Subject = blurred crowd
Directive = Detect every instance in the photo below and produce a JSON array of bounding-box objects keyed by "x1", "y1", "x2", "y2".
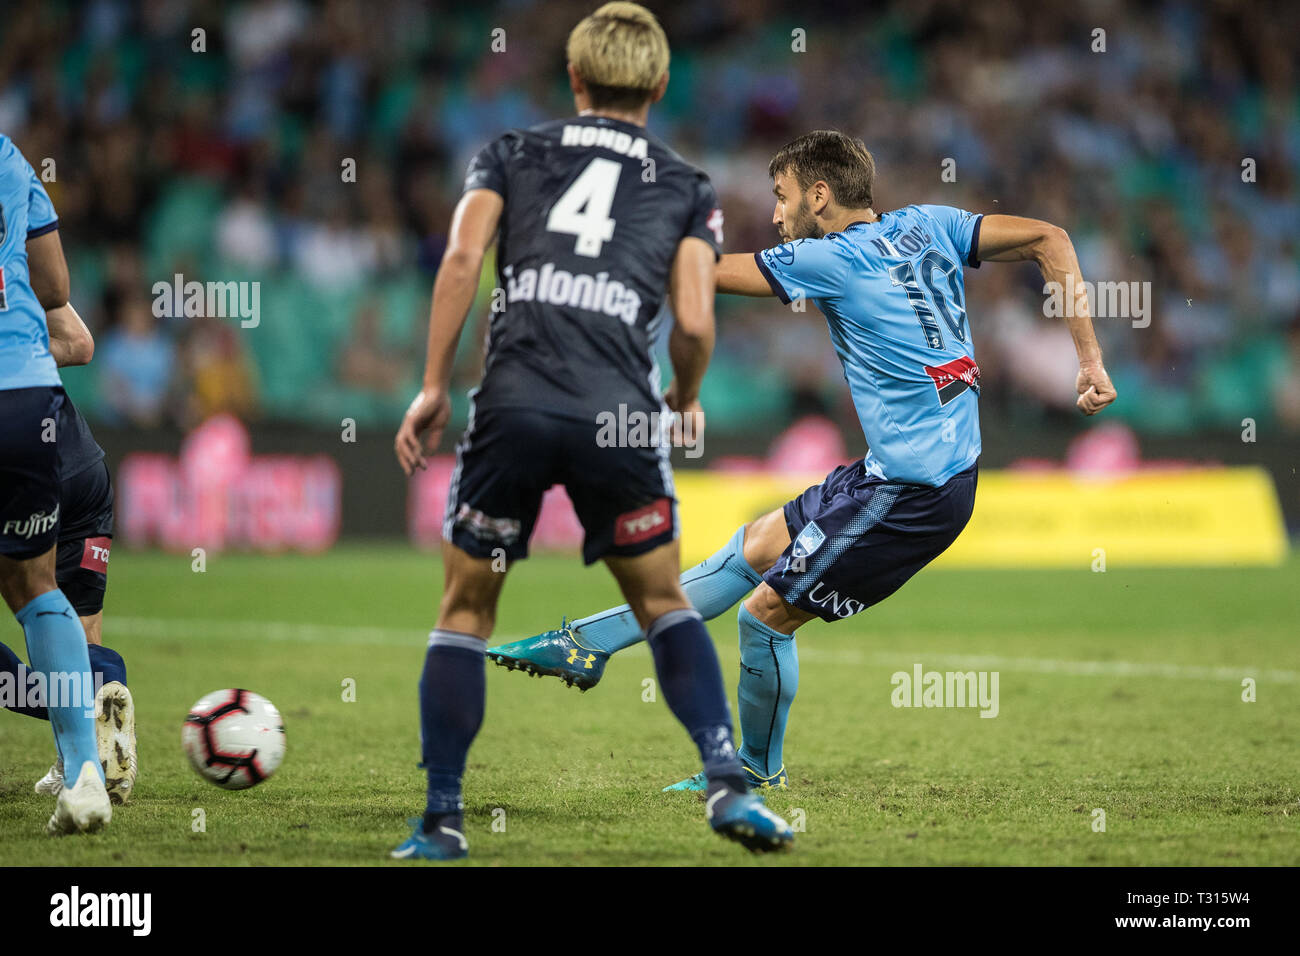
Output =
[{"x1": 1, "y1": 0, "x2": 1297, "y2": 438}]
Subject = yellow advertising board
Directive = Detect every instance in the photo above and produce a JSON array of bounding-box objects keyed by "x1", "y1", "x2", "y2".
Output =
[{"x1": 674, "y1": 467, "x2": 1288, "y2": 568}]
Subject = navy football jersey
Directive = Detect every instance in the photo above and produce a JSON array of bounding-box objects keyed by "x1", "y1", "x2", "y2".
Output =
[{"x1": 462, "y1": 115, "x2": 723, "y2": 422}]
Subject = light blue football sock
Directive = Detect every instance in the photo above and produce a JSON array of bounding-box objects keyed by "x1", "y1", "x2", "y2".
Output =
[
  {"x1": 16, "y1": 590, "x2": 102, "y2": 782},
  {"x1": 572, "y1": 525, "x2": 762, "y2": 654},
  {"x1": 736, "y1": 604, "x2": 799, "y2": 778}
]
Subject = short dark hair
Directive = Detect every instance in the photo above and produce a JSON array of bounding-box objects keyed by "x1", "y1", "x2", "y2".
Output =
[
  {"x1": 768, "y1": 130, "x2": 876, "y2": 208},
  {"x1": 584, "y1": 80, "x2": 658, "y2": 112}
]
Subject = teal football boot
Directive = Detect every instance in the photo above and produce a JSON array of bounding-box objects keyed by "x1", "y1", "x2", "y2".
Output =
[
  {"x1": 486, "y1": 619, "x2": 608, "y2": 691},
  {"x1": 663, "y1": 764, "x2": 789, "y2": 792},
  {"x1": 390, "y1": 818, "x2": 469, "y2": 861},
  {"x1": 706, "y1": 786, "x2": 795, "y2": 853},
  {"x1": 662, "y1": 772, "x2": 707, "y2": 792}
]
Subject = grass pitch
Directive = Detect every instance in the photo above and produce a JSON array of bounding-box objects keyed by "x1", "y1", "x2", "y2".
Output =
[{"x1": 2, "y1": 545, "x2": 1297, "y2": 866}]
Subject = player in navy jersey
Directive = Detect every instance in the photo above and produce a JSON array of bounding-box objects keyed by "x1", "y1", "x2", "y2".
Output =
[
  {"x1": 0, "y1": 133, "x2": 113, "y2": 833},
  {"x1": 490, "y1": 130, "x2": 1117, "y2": 791},
  {"x1": 389, "y1": 3, "x2": 792, "y2": 860}
]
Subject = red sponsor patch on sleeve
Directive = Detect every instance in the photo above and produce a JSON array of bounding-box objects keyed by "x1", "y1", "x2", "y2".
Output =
[
  {"x1": 614, "y1": 498, "x2": 673, "y2": 547},
  {"x1": 80, "y1": 536, "x2": 111, "y2": 573}
]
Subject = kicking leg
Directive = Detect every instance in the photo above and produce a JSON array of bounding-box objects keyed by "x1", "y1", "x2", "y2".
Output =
[{"x1": 487, "y1": 507, "x2": 794, "y2": 686}]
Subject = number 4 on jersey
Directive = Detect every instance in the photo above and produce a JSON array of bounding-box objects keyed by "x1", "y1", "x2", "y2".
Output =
[{"x1": 547, "y1": 157, "x2": 621, "y2": 257}]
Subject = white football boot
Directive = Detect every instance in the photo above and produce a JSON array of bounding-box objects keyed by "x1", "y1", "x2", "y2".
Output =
[
  {"x1": 46, "y1": 760, "x2": 111, "y2": 835},
  {"x1": 35, "y1": 758, "x2": 64, "y2": 797},
  {"x1": 96, "y1": 681, "x2": 138, "y2": 805},
  {"x1": 38, "y1": 682, "x2": 139, "y2": 803}
]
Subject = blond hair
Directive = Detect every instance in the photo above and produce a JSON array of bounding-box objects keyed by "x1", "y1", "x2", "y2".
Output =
[{"x1": 567, "y1": 2, "x2": 669, "y2": 109}]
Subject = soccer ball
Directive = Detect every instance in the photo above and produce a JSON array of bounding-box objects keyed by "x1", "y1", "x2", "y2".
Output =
[{"x1": 182, "y1": 689, "x2": 286, "y2": 790}]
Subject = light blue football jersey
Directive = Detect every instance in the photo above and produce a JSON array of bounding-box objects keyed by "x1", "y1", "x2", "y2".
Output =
[
  {"x1": 755, "y1": 204, "x2": 984, "y2": 486},
  {"x1": 0, "y1": 134, "x2": 61, "y2": 391}
]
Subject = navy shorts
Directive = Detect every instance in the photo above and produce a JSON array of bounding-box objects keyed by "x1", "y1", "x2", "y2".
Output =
[
  {"x1": 445, "y1": 404, "x2": 677, "y2": 565},
  {"x1": 0, "y1": 386, "x2": 64, "y2": 560},
  {"x1": 763, "y1": 460, "x2": 977, "y2": 622},
  {"x1": 55, "y1": 460, "x2": 114, "y2": 615}
]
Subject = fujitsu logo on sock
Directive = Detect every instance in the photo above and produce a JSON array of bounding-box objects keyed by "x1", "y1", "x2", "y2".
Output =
[{"x1": 49, "y1": 886, "x2": 151, "y2": 936}]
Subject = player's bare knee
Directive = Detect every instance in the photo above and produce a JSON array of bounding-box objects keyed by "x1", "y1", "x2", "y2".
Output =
[
  {"x1": 742, "y1": 509, "x2": 791, "y2": 575},
  {"x1": 744, "y1": 584, "x2": 801, "y2": 634}
]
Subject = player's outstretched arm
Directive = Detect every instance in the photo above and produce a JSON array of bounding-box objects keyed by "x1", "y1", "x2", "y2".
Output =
[
  {"x1": 664, "y1": 236, "x2": 718, "y2": 431},
  {"x1": 716, "y1": 252, "x2": 776, "y2": 296},
  {"x1": 977, "y1": 215, "x2": 1117, "y2": 416},
  {"x1": 395, "y1": 188, "x2": 504, "y2": 475},
  {"x1": 46, "y1": 303, "x2": 94, "y2": 367}
]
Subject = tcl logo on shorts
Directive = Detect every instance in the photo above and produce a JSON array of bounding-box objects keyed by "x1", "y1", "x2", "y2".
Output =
[
  {"x1": 81, "y1": 536, "x2": 111, "y2": 573},
  {"x1": 614, "y1": 498, "x2": 672, "y2": 546}
]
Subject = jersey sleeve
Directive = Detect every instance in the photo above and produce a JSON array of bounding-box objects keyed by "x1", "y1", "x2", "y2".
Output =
[
  {"x1": 462, "y1": 134, "x2": 513, "y2": 199},
  {"x1": 754, "y1": 235, "x2": 853, "y2": 304},
  {"x1": 19, "y1": 146, "x2": 58, "y2": 237},
  {"x1": 681, "y1": 174, "x2": 723, "y2": 260},
  {"x1": 918, "y1": 204, "x2": 982, "y2": 268}
]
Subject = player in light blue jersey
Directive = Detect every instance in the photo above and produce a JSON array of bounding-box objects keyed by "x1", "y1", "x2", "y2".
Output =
[
  {"x1": 0, "y1": 132, "x2": 114, "y2": 833},
  {"x1": 489, "y1": 130, "x2": 1116, "y2": 790}
]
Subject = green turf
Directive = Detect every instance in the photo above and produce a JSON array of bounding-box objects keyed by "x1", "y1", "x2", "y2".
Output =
[{"x1": 2, "y1": 546, "x2": 1297, "y2": 865}]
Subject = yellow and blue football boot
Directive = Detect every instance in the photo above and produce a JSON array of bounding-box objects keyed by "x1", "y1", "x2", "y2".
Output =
[
  {"x1": 486, "y1": 619, "x2": 608, "y2": 691},
  {"x1": 664, "y1": 764, "x2": 789, "y2": 792}
]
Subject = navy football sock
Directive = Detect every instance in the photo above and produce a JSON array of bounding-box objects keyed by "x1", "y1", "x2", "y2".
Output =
[
  {"x1": 737, "y1": 605, "x2": 799, "y2": 778},
  {"x1": 419, "y1": 630, "x2": 486, "y2": 830},
  {"x1": 0, "y1": 640, "x2": 46, "y2": 718},
  {"x1": 646, "y1": 608, "x2": 745, "y2": 790},
  {"x1": 573, "y1": 526, "x2": 761, "y2": 654},
  {"x1": 87, "y1": 644, "x2": 127, "y2": 689}
]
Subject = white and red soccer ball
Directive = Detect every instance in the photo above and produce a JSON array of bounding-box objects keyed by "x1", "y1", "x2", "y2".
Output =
[{"x1": 182, "y1": 689, "x2": 286, "y2": 789}]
